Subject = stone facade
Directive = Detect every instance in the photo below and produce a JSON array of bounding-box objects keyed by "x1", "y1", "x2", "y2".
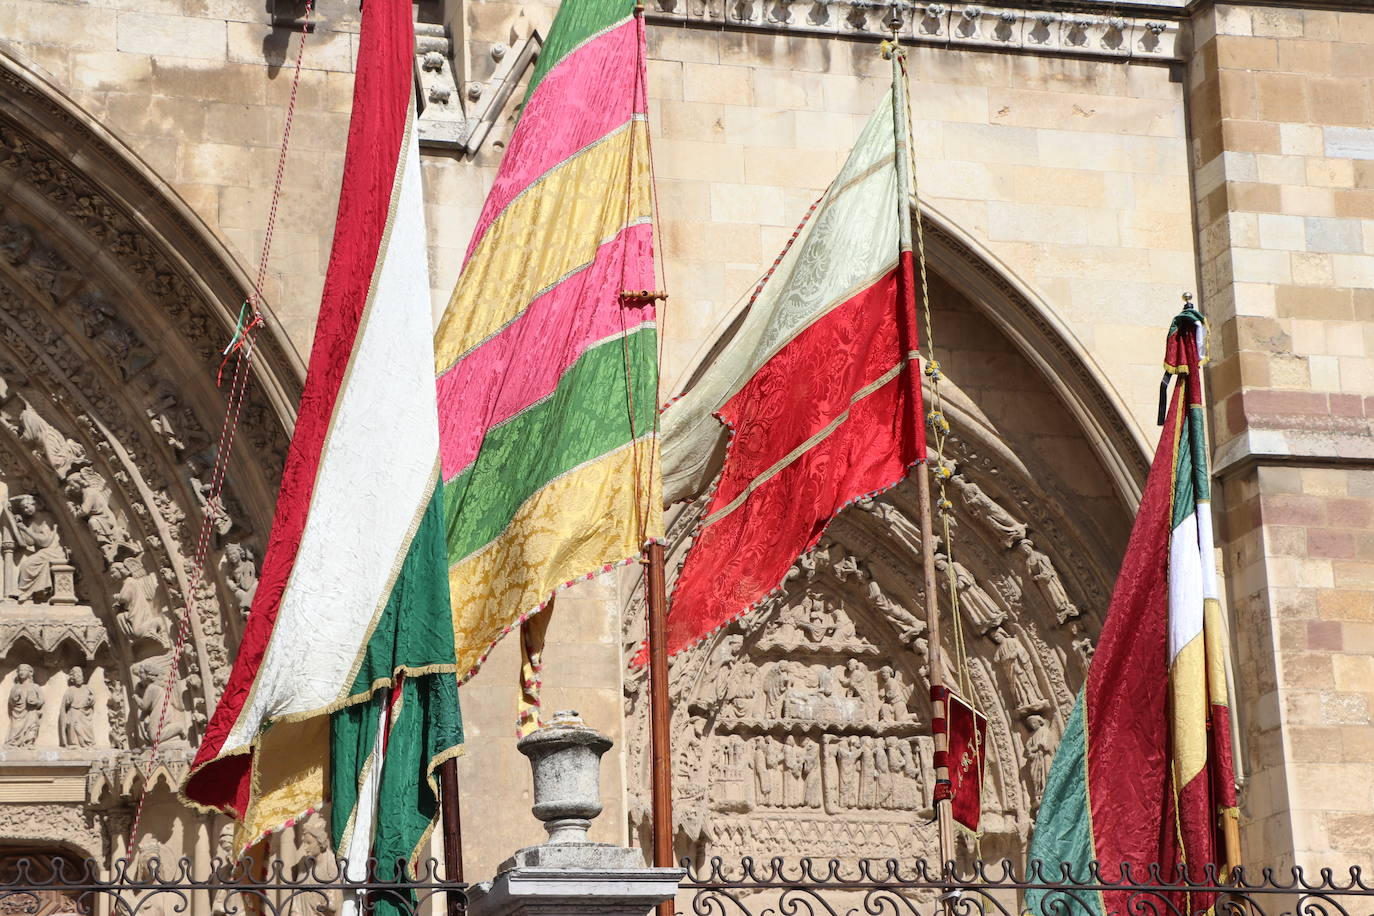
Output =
[{"x1": 0, "y1": 0, "x2": 1368, "y2": 885}]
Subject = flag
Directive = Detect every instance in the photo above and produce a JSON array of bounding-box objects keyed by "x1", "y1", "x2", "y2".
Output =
[
  {"x1": 1027, "y1": 307, "x2": 1237, "y2": 914},
  {"x1": 935, "y1": 687, "x2": 987, "y2": 832},
  {"x1": 658, "y1": 51, "x2": 925, "y2": 658},
  {"x1": 182, "y1": 3, "x2": 462, "y2": 908},
  {"x1": 434, "y1": 0, "x2": 661, "y2": 690}
]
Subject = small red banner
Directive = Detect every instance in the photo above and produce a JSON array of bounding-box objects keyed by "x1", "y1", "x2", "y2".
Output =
[{"x1": 937, "y1": 689, "x2": 987, "y2": 832}]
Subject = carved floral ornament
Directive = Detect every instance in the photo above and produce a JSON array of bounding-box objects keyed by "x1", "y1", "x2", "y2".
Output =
[
  {"x1": 624, "y1": 378, "x2": 1118, "y2": 864},
  {"x1": 0, "y1": 52, "x2": 295, "y2": 866}
]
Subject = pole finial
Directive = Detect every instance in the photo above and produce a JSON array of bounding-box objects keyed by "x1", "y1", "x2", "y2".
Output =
[{"x1": 1182, "y1": 291, "x2": 1194, "y2": 304}]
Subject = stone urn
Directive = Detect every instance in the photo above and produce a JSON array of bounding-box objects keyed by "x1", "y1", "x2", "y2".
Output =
[{"x1": 517, "y1": 710, "x2": 613, "y2": 845}]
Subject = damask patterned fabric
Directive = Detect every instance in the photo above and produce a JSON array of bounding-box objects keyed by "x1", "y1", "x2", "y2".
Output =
[
  {"x1": 661, "y1": 60, "x2": 926, "y2": 658},
  {"x1": 433, "y1": 0, "x2": 663, "y2": 688},
  {"x1": 1027, "y1": 309, "x2": 1237, "y2": 916},
  {"x1": 184, "y1": 8, "x2": 461, "y2": 911}
]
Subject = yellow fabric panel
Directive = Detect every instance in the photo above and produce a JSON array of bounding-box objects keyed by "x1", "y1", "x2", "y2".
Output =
[
  {"x1": 235, "y1": 715, "x2": 328, "y2": 853},
  {"x1": 1203, "y1": 597, "x2": 1230, "y2": 707},
  {"x1": 1169, "y1": 634, "x2": 1208, "y2": 788},
  {"x1": 435, "y1": 121, "x2": 652, "y2": 372},
  {"x1": 449, "y1": 439, "x2": 661, "y2": 679}
]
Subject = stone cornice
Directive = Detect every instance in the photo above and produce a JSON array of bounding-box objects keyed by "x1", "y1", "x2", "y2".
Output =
[{"x1": 646, "y1": 0, "x2": 1185, "y2": 62}]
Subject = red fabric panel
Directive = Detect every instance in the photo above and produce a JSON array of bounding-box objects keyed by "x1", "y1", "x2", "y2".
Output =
[
  {"x1": 665, "y1": 253, "x2": 924, "y2": 657},
  {"x1": 1084, "y1": 375, "x2": 1180, "y2": 909},
  {"x1": 184, "y1": 0, "x2": 411, "y2": 817},
  {"x1": 945, "y1": 692, "x2": 987, "y2": 832}
]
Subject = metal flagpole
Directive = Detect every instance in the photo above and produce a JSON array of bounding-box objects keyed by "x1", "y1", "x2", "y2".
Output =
[
  {"x1": 888, "y1": 40, "x2": 957, "y2": 874},
  {"x1": 646, "y1": 541, "x2": 674, "y2": 916}
]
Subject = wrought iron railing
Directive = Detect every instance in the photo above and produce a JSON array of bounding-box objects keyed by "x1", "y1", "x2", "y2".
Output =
[{"x1": 2, "y1": 856, "x2": 1372, "y2": 916}]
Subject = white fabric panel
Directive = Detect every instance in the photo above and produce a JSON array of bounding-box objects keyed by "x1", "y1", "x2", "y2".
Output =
[
  {"x1": 661, "y1": 89, "x2": 900, "y2": 505},
  {"x1": 1196, "y1": 502, "x2": 1218, "y2": 602},
  {"x1": 1168, "y1": 513, "x2": 1205, "y2": 664},
  {"x1": 225, "y1": 122, "x2": 439, "y2": 750}
]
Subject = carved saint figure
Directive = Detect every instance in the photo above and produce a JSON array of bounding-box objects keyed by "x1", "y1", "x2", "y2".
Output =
[
  {"x1": 18, "y1": 401, "x2": 85, "y2": 479},
  {"x1": 766, "y1": 738, "x2": 785, "y2": 803},
  {"x1": 801, "y1": 738, "x2": 822, "y2": 808},
  {"x1": 762, "y1": 661, "x2": 796, "y2": 718},
  {"x1": 1017, "y1": 539, "x2": 1081, "y2": 623},
  {"x1": 873, "y1": 738, "x2": 893, "y2": 808},
  {"x1": 131, "y1": 654, "x2": 192, "y2": 747},
  {"x1": 835, "y1": 736, "x2": 861, "y2": 808},
  {"x1": 753, "y1": 737, "x2": 772, "y2": 805},
  {"x1": 721, "y1": 660, "x2": 760, "y2": 719},
  {"x1": 935, "y1": 553, "x2": 1006, "y2": 635},
  {"x1": 210, "y1": 823, "x2": 242, "y2": 916},
  {"x1": 223, "y1": 542, "x2": 259, "y2": 616},
  {"x1": 783, "y1": 735, "x2": 806, "y2": 807},
  {"x1": 858, "y1": 737, "x2": 876, "y2": 809},
  {"x1": 291, "y1": 814, "x2": 339, "y2": 916},
  {"x1": 67, "y1": 467, "x2": 138, "y2": 565},
  {"x1": 60, "y1": 666, "x2": 96, "y2": 748},
  {"x1": 113, "y1": 558, "x2": 170, "y2": 646},
  {"x1": 842, "y1": 659, "x2": 879, "y2": 721},
  {"x1": 990, "y1": 627, "x2": 1048, "y2": 715},
  {"x1": 5, "y1": 664, "x2": 42, "y2": 747},
  {"x1": 877, "y1": 666, "x2": 910, "y2": 722},
  {"x1": 10, "y1": 495, "x2": 67, "y2": 602},
  {"x1": 952, "y1": 475, "x2": 1027, "y2": 548},
  {"x1": 1024, "y1": 714, "x2": 1054, "y2": 807}
]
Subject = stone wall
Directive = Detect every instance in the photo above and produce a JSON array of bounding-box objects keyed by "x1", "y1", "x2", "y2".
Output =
[{"x1": 1188, "y1": 1, "x2": 1374, "y2": 871}]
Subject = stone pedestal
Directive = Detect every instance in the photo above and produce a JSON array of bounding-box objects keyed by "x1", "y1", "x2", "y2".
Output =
[{"x1": 466, "y1": 713, "x2": 684, "y2": 916}]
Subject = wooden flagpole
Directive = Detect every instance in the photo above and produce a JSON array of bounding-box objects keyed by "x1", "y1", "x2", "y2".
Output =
[
  {"x1": 646, "y1": 541, "x2": 674, "y2": 915},
  {"x1": 439, "y1": 759, "x2": 464, "y2": 915},
  {"x1": 916, "y1": 469, "x2": 957, "y2": 872}
]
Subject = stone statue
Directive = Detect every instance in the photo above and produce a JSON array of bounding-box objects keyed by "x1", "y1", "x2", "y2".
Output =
[
  {"x1": 210, "y1": 823, "x2": 242, "y2": 916},
  {"x1": 783, "y1": 735, "x2": 806, "y2": 807},
  {"x1": 66, "y1": 467, "x2": 138, "y2": 565},
  {"x1": 17, "y1": 400, "x2": 85, "y2": 479},
  {"x1": 721, "y1": 660, "x2": 760, "y2": 719},
  {"x1": 835, "y1": 736, "x2": 861, "y2": 808},
  {"x1": 223, "y1": 542, "x2": 259, "y2": 616},
  {"x1": 9, "y1": 495, "x2": 67, "y2": 603},
  {"x1": 842, "y1": 659, "x2": 879, "y2": 721},
  {"x1": 5, "y1": 664, "x2": 43, "y2": 746},
  {"x1": 801, "y1": 738, "x2": 822, "y2": 808},
  {"x1": 0, "y1": 220, "x2": 33, "y2": 264},
  {"x1": 1073, "y1": 635, "x2": 1095, "y2": 667},
  {"x1": 762, "y1": 660, "x2": 796, "y2": 718},
  {"x1": 112, "y1": 557, "x2": 171, "y2": 647},
  {"x1": 107, "y1": 682, "x2": 128, "y2": 749},
  {"x1": 990, "y1": 627, "x2": 1048, "y2": 715},
  {"x1": 1024, "y1": 714, "x2": 1054, "y2": 807},
  {"x1": 59, "y1": 665, "x2": 95, "y2": 748},
  {"x1": 133, "y1": 833, "x2": 167, "y2": 880},
  {"x1": 766, "y1": 738, "x2": 785, "y2": 803},
  {"x1": 876, "y1": 666, "x2": 910, "y2": 722},
  {"x1": 858, "y1": 737, "x2": 877, "y2": 809},
  {"x1": 835, "y1": 555, "x2": 927, "y2": 647},
  {"x1": 752, "y1": 736, "x2": 772, "y2": 805},
  {"x1": 291, "y1": 814, "x2": 339, "y2": 916},
  {"x1": 935, "y1": 552, "x2": 1007, "y2": 635},
  {"x1": 952, "y1": 475, "x2": 1027, "y2": 548},
  {"x1": 1017, "y1": 539, "x2": 1081, "y2": 623},
  {"x1": 188, "y1": 455, "x2": 233, "y2": 537},
  {"x1": 131, "y1": 654, "x2": 191, "y2": 747}
]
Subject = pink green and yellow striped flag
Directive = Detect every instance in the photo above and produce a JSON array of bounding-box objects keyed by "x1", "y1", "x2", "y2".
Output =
[{"x1": 434, "y1": 0, "x2": 662, "y2": 702}]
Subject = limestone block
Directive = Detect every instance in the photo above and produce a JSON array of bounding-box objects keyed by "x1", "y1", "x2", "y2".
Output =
[
  {"x1": 709, "y1": 182, "x2": 785, "y2": 225},
  {"x1": 1258, "y1": 213, "x2": 1306, "y2": 251},
  {"x1": 682, "y1": 61, "x2": 753, "y2": 105},
  {"x1": 1324, "y1": 126, "x2": 1374, "y2": 161},
  {"x1": 117, "y1": 11, "x2": 226, "y2": 61},
  {"x1": 0, "y1": 2, "x2": 117, "y2": 50},
  {"x1": 226, "y1": 21, "x2": 354, "y2": 72}
]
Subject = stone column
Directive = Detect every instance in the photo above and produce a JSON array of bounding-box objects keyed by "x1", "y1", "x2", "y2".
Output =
[{"x1": 465, "y1": 712, "x2": 684, "y2": 916}]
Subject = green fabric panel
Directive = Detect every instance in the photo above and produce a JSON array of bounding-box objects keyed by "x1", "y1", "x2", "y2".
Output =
[
  {"x1": 444, "y1": 328, "x2": 659, "y2": 564},
  {"x1": 524, "y1": 0, "x2": 637, "y2": 102},
  {"x1": 1172, "y1": 402, "x2": 1196, "y2": 531},
  {"x1": 1187, "y1": 407, "x2": 1210, "y2": 504},
  {"x1": 330, "y1": 673, "x2": 463, "y2": 916},
  {"x1": 350, "y1": 487, "x2": 458, "y2": 695},
  {"x1": 1025, "y1": 694, "x2": 1105, "y2": 916}
]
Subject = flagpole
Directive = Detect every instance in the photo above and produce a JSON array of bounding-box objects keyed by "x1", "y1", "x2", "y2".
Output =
[
  {"x1": 439, "y1": 758, "x2": 464, "y2": 914},
  {"x1": 646, "y1": 541, "x2": 674, "y2": 914}
]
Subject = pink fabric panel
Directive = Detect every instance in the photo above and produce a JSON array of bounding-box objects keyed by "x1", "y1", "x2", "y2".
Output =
[
  {"x1": 439, "y1": 221, "x2": 655, "y2": 479},
  {"x1": 464, "y1": 18, "x2": 645, "y2": 262}
]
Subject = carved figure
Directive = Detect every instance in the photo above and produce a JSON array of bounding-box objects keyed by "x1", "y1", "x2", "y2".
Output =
[
  {"x1": 783, "y1": 735, "x2": 806, "y2": 807},
  {"x1": 131, "y1": 654, "x2": 191, "y2": 747},
  {"x1": 223, "y1": 542, "x2": 259, "y2": 616},
  {"x1": 752, "y1": 737, "x2": 772, "y2": 805},
  {"x1": 952, "y1": 475, "x2": 1027, "y2": 547},
  {"x1": 18, "y1": 401, "x2": 86, "y2": 479},
  {"x1": 66, "y1": 467, "x2": 138, "y2": 565},
  {"x1": 188, "y1": 455, "x2": 233, "y2": 537},
  {"x1": 5, "y1": 664, "x2": 42, "y2": 747},
  {"x1": 858, "y1": 737, "x2": 876, "y2": 809},
  {"x1": 877, "y1": 666, "x2": 910, "y2": 722},
  {"x1": 1017, "y1": 539, "x2": 1081, "y2": 623},
  {"x1": 10, "y1": 495, "x2": 67, "y2": 603},
  {"x1": 112, "y1": 558, "x2": 170, "y2": 646},
  {"x1": 836, "y1": 736, "x2": 861, "y2": 808},
  {"x1": 836, "y1": 555, "x2": 927, "y2": 647},
  {"x1": 291, "y1": 814, "x2": 339, "y2": 916},
  {"x1": 0, "y1": 221, "x2": 32, "y2": 263},
  {"x1": 59, "y1": 666, "x2": 95, "y2": 748},
  {"x1": 766, "y1": 739, "x2": 785, "y2": 803},
  {"x1": 1072, "y1": 636, "x2": 1095, "y2": 667},
  {"x1": 210, "y1": 823, "x2": 242, "y2": 916},
  {"x1": 842, "y1": 659, "x2": 879, "y2": 721},
  {"x1": 762, "y1": 661, "x2": 796, "y2": 718},
  {"x1": 935, "y1": 552, "x2": 1006, "y2": 635},
  {"x1": 990, "y1": 627, "x2": 1048, "y2": 715},
  {"x1": 1024, "y1": 714, "x2": 1054, "y2": 807},
  {"x1": 721, "y1": 660, "x2": 759, "y2": 719}
]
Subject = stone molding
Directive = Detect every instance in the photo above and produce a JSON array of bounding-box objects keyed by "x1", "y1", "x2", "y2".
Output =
[{"x1": 645, "y1": 1, "x2": 1183, "y2": 63}]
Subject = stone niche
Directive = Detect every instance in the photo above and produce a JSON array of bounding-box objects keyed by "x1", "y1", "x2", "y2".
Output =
[{"x1": 623, "y1": 268, "x2": 1137, "y2": 869}]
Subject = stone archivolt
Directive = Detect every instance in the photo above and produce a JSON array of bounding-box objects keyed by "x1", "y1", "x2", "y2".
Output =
[
  {"x1": 0, "y1": 53, "x2": 297, "y2": 867},
  {"x1": 625, "y1": 358, "x2": 1119, "y2": 865}
]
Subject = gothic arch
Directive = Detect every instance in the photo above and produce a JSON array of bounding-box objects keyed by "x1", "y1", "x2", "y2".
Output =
[
  {"x1": 0, "y1": 45, "x2": 297, "y2": 862},
  {"x1": 625, "y1": 205, "x2": 1140, "y2": 866}
]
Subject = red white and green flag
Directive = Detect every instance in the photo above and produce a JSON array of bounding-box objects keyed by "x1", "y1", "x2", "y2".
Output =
[
  {"x1": 1027, "y1": 307, "x2": 1238, "y2": 914},
  {"x1": 659, "y1": 52, "x2": 925, "y2": 657},
  {"x1": 183, "y1": 3, "x2": 461, "y2": 910}
]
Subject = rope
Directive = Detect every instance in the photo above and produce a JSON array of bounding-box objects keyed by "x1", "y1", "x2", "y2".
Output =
[
  {"x1": 128, "y1": 0, "x2": 314, "y2": 853},
  {"x1": 896, "y1": 46, "x2": 985, "y2": 857}
]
